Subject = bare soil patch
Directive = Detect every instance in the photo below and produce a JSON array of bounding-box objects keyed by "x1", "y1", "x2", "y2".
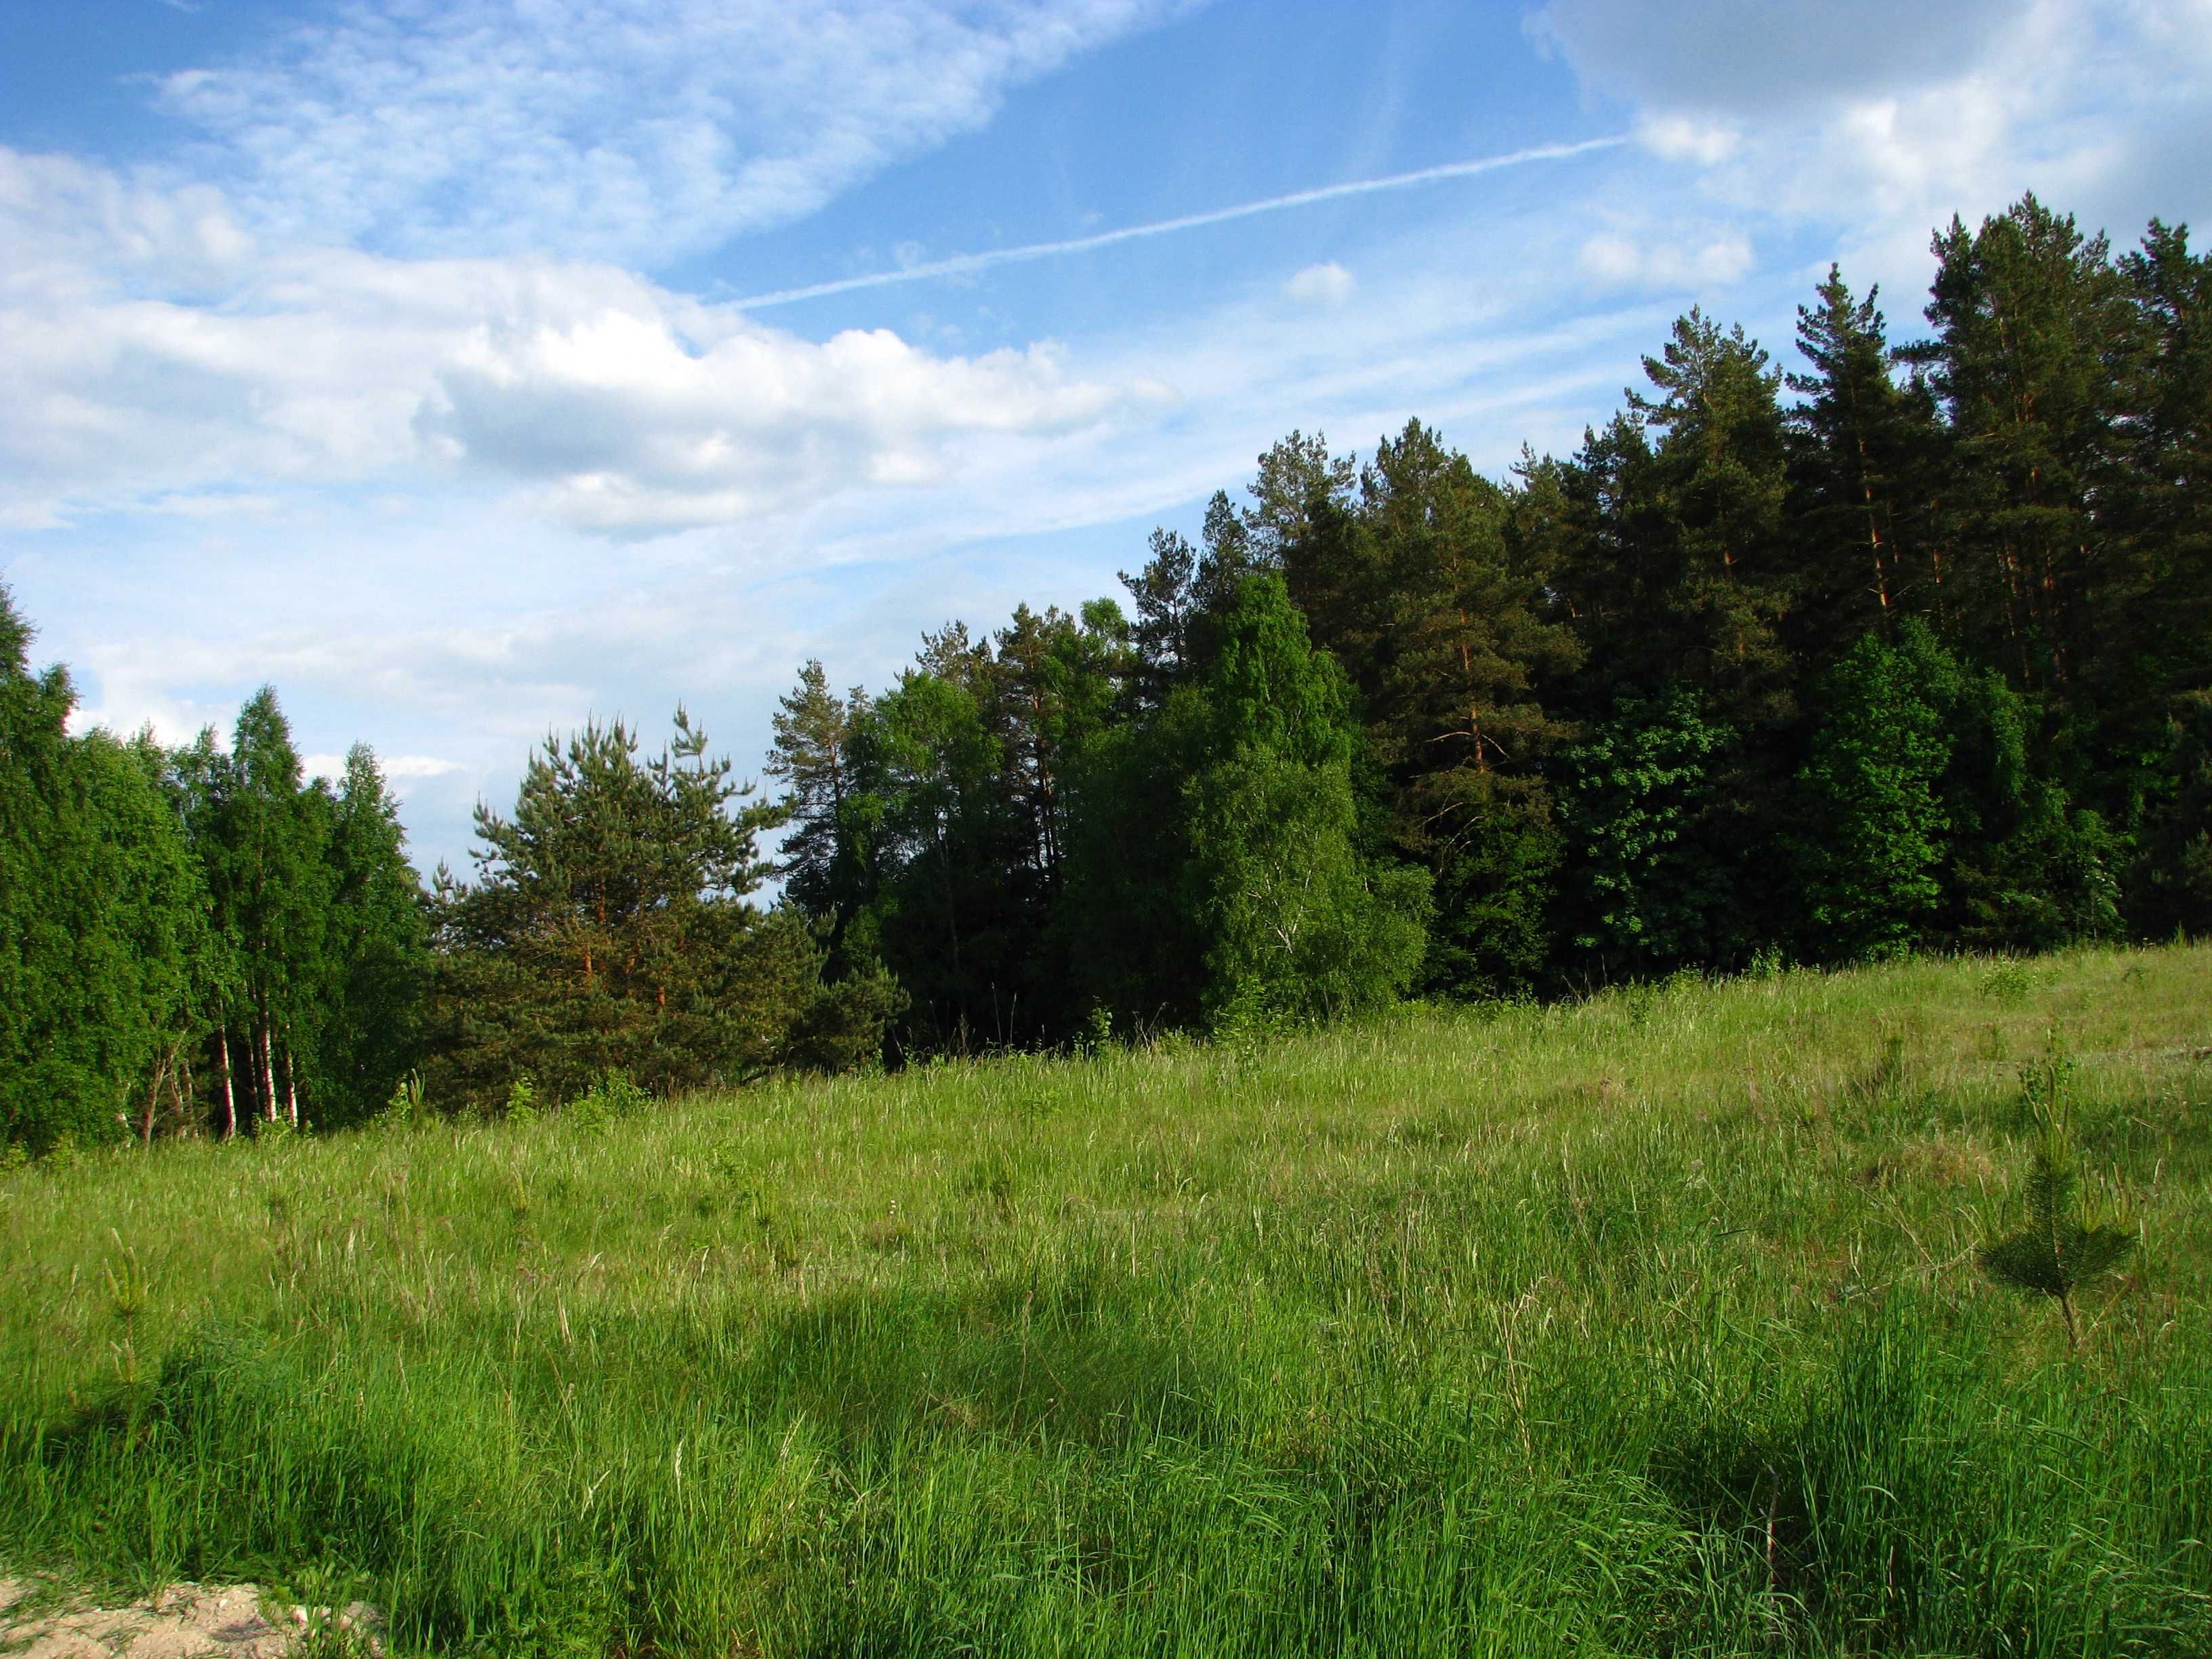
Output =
[{"x1": 0, "y1": 1579, "x2": 380, "y2": 1659}]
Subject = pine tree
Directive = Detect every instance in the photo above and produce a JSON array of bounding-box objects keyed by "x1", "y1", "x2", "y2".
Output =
[
  {"x1": 1541, "y1": 412, "x2": 1674, "y2": 708},
  {"x1": 1243, "y1": 430, "x2": 1357, "y2": 570},
  {"x1": 991, "y1": 603, "x2": 1120, "y2": 897},
  {"x1": 1920, "y1": 194, "x2": 2134, "y2": 691},
  {"x1": 2110, "y1": 221, "x2": 2212, "y2": 708},
  {"x1": 2106, "y1": 222, "x2": 2212, "y2": 921},
  {"x1": 1980, "y1": 1099, "x2": 2133, "y2": 1351},
  {"x1": 1118, "y1": 529, "x2": 1202, "y2": 711},
  {"x1": 1353, "y1": 421, "x2": 1582, "y2": 996},
  {"x1": 765, "y1": 661, "x2": 872, "y2": 958},
  {"x1": 435, "y1": 710, "x2": 876, "y2": 1103},
  {"x1": 1193, "y1": 490, "x2": 1262, "y2": 617},
  {"x1": 1629, "y1": 308, "x2": 1794, "y2": 718},
  {"x1": 1784, "y1": 266, "x2": 1948, "y2": 663}
]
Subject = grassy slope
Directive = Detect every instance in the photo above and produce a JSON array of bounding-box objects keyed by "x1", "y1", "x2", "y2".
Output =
[{"x1": 2, "y1": 946, "x2": 2209, "y2": 1657}]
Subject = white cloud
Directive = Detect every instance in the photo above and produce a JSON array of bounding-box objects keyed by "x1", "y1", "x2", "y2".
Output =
[
  {"x1": 380, "y1": 754, "x2": 464, "y2": 780},
  {"x1": 1284, "y1": 262, "x2": 1357, "y2": 305},
  {"x1": 142, "y1": 493, "x2": 286, "y2": 520},
  {"x1": 424, "y1": 309, "x2": 1129, "y2": 535},
  {"x1": 1579, "y1": 228, "x2": 1754, "y2": 291},
  {"x1": 150, "y1": 0, "x2": 1202, "y2": 266},
  {"x1": 1535, "y1": 0, "x2": 2212, "y2": 306},
  {"x1": 1635, "y1": 114, "x2": 1738, "y2": 166},
  {"x1": 0, "y1": 151, "x2": 1139, "y2": 538},
  {"x1": 1526, "y1": 0, "x2": 2020, "y2": 117},
  {"x1": 303, "y1": 752, "x2": 461, "y2": 782},
  {"x1": 0, "y1": 148, "x2": 258, "y2": 296}
]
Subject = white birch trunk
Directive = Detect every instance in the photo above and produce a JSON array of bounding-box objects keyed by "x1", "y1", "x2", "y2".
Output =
[
  {"x1": 260, "y1": 1004, "x2": 278, "y2": 1123},
  {"x1": 220, "y1": 1031, "x2": 238, "y2": 1139}
]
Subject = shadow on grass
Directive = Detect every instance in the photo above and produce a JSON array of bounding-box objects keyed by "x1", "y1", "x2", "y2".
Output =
[{"x1": 728, "y1": 1258, "x2": 1219, "y2": 1452}]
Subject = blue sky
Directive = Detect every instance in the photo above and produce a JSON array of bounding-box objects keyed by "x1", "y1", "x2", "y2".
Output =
[{"x1": 5, "y1": 0, "x2": 2207, "y2": 873}]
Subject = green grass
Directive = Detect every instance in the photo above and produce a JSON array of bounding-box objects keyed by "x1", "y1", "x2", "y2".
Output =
[{"x1": 3, "y1": 945, "x2": 2209, "y2": 1656}]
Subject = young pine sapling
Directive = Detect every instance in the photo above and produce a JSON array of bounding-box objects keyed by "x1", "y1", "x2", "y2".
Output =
[{"x1": 1979, "y1": 1107, "x2": 2134, "y2": 1351}]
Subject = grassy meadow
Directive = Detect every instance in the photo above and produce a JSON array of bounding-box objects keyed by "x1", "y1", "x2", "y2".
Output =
[{"x1": 2, "y1": 945, "x2": 2209, "y2": 1656}]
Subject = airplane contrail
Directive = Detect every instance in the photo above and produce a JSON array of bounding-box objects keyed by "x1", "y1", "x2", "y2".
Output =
[{"x1": 730, "y1": 135, "x2": 1627, "y2": 310}]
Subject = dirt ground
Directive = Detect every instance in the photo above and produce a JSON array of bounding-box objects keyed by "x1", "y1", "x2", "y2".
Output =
[{"x1": 0, "y1": 1578, "x2": 381, "y2": 1659}]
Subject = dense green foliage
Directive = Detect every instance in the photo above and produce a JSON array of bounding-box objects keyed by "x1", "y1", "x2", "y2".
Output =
[
  {"x1": 772, "y1": 196, "x2": 2210, "y2": 1047},
  {"x1": 1065, "y1": 573, "x2": 1429, "y2": 1032},
  {"x1": 2, "y1": 947, "x2": 2206, "y2": 1654},
  {"x1": 1, "y1": 594, "x2": 427, "y2": 1153},
  {"x1": 0, "y1": 605, "x2": 207, "y2": 1152},
  {"x1": 0, "y1": 609, "x2": 887, "y2": 1150},
  {"x1": 426, "y1": 713, "x2": 899, "y2": 1109}
]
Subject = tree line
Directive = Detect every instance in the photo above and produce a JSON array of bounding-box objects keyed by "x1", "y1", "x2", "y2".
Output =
[
  {"x1": 1, "y1": 636, "x2": 428, "y2": 1153},
  {"x1": 0, "y1": 630, "x2": 893, "y2": 1149},
  {"x1": 768, "y1": 194, "x2": 2210, "y2": 1052},
  {"x1": 5, "y1": 193, "x2": 2206, "y2": 1149}
]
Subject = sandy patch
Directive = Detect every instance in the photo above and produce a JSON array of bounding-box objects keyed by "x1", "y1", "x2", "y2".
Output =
[{"x1": 0, "y1": 1579, "x2": 381, "y2": 1659}]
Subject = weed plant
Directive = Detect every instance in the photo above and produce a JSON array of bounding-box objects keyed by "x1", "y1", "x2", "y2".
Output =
[{"x1": 2, "y1": 946, "x2": 2209, "y2": 1656}]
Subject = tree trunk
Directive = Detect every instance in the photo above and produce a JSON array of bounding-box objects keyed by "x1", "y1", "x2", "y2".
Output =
[
  {"x1": 283, "y1": 1036, "x2": 300, "y2": 1128},
  {"x1": 1858, "y1": 436, "x2": 1890, "y2": 618},
  {"x1": 259, "y1": 1001, "x2": 278, "y2": 1123},
  {"x1": 140, "y1": 1054, "x2": 166, "y2": 1147},
  {"x1": 220, "y1": 1030, "x2": 239, "y2": 1140},
  {"x1": 2000, "y1": 542, "x2": 2032, "y2": 685}
]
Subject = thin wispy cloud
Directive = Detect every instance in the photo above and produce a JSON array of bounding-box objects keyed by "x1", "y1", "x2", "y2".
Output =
[
  {"x1": 731, "y1": 136, "x2": 1628, "y2": 308},
  {"x1": 152, "y1": 0, "x2": 1202, "y2": 266}
]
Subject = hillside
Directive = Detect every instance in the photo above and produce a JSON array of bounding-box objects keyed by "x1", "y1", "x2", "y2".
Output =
[{"x1": 3, "y1": 945, "x2": 2209, "y2": 1656}]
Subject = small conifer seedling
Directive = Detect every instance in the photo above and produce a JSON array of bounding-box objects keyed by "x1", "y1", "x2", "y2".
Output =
[{"x1": 1979, "y1": 1117, "x2": 2134, "y2": 1351}]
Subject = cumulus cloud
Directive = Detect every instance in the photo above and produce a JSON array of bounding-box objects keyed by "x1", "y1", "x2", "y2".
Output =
[
  {"x1": 0, "y1": 152, "x2": 1138, "y2": 537},
  {"x1": 150, "y1": 0, "x2": 1200, "y2": 266},
  {"x1": 1284, "y1": 262, "x2": 1357, "y2": 305},
  {"x1": 1525, "y1": 0, "x2": 2020, "y2": 117},
  {"x1": 423, "y1": 310, "x2": 1127, "y2": 534},
  {"x1": 1532, "y1": 0, "x2": 2212, "y2": 302}
]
